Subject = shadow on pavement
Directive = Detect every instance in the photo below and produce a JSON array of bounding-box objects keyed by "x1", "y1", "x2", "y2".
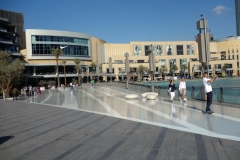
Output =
[{"x1": 0, "y1": 136, "x2": 14, "y2": 145}]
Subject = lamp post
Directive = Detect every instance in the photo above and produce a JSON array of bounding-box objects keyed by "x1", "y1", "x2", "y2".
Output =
[
  {"x1": 86, "y1": 67, "x2": 89, "y2": 85},
  {"x1": 96, "y1": 62, "x2": 99, "y2": 86},
  {"x1": 125, "y1": 52, "x2": 130, "y2": 89},
  {"x1": 108, "y1": 57, "x2": 112, "y2": 86},
  {"x1": 81, "y1": 68, "x2": 84, "y2": 83},
  {"x1": 148, "y1": 44, "x2": 156, "y2": 92}
]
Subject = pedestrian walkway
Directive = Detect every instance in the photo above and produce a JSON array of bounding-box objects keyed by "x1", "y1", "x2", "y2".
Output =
[
  {"x1": 22, "y1": 86, "x2": 240, "y2": 141},
  {"x1": 0, "y1": 86, "x2": 240, "y2": 159}
]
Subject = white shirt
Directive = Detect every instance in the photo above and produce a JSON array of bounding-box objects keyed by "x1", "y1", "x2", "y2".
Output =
[
  {"x1": 179, "y1": 81, "x2": 186, "y2": 90},
  {"x1": 203, "y1": 78, "x2": 212, "y2": 93}
]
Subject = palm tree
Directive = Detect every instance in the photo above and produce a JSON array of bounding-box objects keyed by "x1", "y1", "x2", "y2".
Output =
[
  {"x1": 51, "y1": 48, "x2": 63, "y2": 88},
  {"x1": 90, "y1": 62, "x2": 96, "y2": 71},
  {"x1": 170, "y1": 64, "x2": 178, "y2": 77},
  {"x1": 119, "y1": 68, "x2": 124, "y2": 81},
  {"x1": 180, "y1": 64, "x2": 188, "y2": 78},
  {"x1": 137, "y1": 65, "x2": 145, "y2": 81},
  {"x1": 61, "y1": 60, "x2": 67, "y2": 87},
  {"x1": 74, "y1": 58, "x2": 81, "y2": 85},
  {"x1": 129, "y1": 67, "x2": 135, "y2": 81},
  {"x1": 130, "y1": 67, "x2": 135, "y2": 73},
  {"x1": 160, "y1": 65, "x2": 168, "y2": 78},
  {"x1": 222, "y1": 63, "x2": 229, "y2": 76}
]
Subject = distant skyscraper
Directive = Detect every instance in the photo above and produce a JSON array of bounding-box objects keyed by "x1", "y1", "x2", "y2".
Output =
[{"x1": 236, "y1": 0, "x2": 240, "y2": 36}]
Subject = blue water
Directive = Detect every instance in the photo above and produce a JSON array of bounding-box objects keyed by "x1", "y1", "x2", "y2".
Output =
[{"x1": 144, "y1": 78, "x2": 240, "y2": 88}]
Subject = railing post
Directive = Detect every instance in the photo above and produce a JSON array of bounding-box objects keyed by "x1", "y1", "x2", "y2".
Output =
[
  {"x1": 192, "y1": 86, "x2": 195, "y2": 99},
  {"x1": 220, "y1": 87, "x2": 223, "y2": 103}
]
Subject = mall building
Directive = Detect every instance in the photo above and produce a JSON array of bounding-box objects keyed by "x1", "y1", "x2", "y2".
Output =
[
  {"x1": 101, "y1": 37, "x2": 240, "y2": 81},
  {"x1": 21, "y1": 28, "x2": 240, "y2": 84},
  {"x1": 21, "y1": 29, "x2": 105, "y2": 84}
]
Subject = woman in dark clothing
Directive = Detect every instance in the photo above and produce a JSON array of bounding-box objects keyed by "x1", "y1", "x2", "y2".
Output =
[{"x1": 168, "y1": 80, "x2": 176, "y2": 102}]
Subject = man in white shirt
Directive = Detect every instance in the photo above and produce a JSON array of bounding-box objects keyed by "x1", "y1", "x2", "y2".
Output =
[{"x1": 203, "y1": 72, "x2": 217, "y2": 114}]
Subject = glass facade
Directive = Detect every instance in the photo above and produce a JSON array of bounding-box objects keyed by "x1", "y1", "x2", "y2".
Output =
[
  {"x1": 236, "y1": 0, "x2": 240, "y2": 36},
  {"x1": 31, "y1": 36, "x2": 89, "y2": 56}
]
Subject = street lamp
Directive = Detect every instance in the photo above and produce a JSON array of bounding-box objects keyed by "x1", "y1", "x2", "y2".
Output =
[
  {"x1": 124, "y1": 52, "x2": 130, "y2": 89},
  {"x1": 81, "y1": 68, "x2": 84, "y2": 84},
  {"x1": 148, "y1": 44, "x2": 156, "y2": 92},
  {"x1": 96, "y1": 62, "x2": 99, "y2": 86},
  {"x1": 108, "y1": 57, "x2": 113, "y2": 86},
  {"x1": 86, "y1": 67, "x2": 89, "y2": 85}
]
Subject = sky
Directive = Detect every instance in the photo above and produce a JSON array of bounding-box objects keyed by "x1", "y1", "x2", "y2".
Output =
[{"x1": 1, "y1": 0, "x2": 237, "y2": 43}]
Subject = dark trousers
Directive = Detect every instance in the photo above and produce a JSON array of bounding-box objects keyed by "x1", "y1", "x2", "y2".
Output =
[{"x1": 206, "y1": 91, "x2": 213, "y2": 111}]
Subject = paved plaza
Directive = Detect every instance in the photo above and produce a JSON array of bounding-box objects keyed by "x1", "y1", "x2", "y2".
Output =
[{"x1": 0, "y1": 86, "x2": 240, "y2": 160}]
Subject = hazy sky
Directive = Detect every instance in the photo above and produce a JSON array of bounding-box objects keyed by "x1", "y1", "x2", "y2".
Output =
[{"x1": 1, "y1": 0, "x2": 236, "y2": 43}]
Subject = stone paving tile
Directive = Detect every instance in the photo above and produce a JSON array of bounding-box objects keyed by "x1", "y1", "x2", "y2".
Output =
[{"x1": 1, "y1": 100, "x2": 240, "y2": 160}]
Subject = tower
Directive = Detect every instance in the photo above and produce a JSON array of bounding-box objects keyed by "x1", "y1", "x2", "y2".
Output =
[{"x1": 236, "y1": 0, "x2": 240, "y2": 36}]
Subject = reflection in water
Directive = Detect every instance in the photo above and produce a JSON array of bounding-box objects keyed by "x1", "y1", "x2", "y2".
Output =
[
  {"x1": 171, "y1": 104, "x2": 176, "y2": 118},
  {"x1": 180, "y1": 105, "x2": 187, "y2": 121},
  {"x1": 205, "y1": 115, "x2": 213, "y2": 132}
]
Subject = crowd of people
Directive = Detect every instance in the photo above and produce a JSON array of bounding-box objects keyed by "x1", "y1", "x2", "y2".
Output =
[
  {"x1": 21, "y1": 85, "x2": 41, "y2": 97},
  {"x1": 168, "y1": 72, "x2": 217, "y2": 115}
]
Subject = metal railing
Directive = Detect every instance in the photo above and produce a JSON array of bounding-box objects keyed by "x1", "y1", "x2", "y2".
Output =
[{"x1": 110, "y1": 81, "x2": 240, "y2": 105}]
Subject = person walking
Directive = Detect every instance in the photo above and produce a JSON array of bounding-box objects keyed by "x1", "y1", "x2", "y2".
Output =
[
  {"x1": 28, "y1": 85, "x2": 32, "y2": 97},
  {"x1": 91, "y1": 79, "x2": 95, "y2": 88},
  {"x1": 179, "y1": 77, "x2": 187, "y2": 102},
  {"x1": 203, "y1": 72, "x2": 217, "y2": 114},
  {"x1": 168, "y1": 80, "x2": 176, "y2": 102}
]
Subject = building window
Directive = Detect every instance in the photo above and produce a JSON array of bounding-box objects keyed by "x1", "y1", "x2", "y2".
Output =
[
  {"x1": 232, "y1": 55, "x2": 235, "y2": 60},
  {"x1": 137, "y1": 60, "x2": 144, "y2": 63},
  {"x1": 107, "y1": 68, "x2": 114, "y2": 73},
  {"x1": 187, "y1": 45, "x2": 194, "y2": 54},
  {"x1": 180, "y1": 59, "x2": 187, "y2": 66},
  {"x1": 133, "y1": 45, "x2": 142, "y2": 56},
  {"x1": 159, "y1": 59, "x2": 166, "y2": 66},
  {"x1": 114, "y1": 60, "x2": 123, "y2": 64},
  {"x1": 154, "y1": 45, "x2": 163, "y2": 55},
  {"x1": 32, "y1": 44, "x2": 89, "y2": 56},
  {"x1": 144, "y1": 45, "x2": 151, "y2": 56},
  {"x1": 169, "y1": 59, "x2": 176, "y2": 68},
  {"x1": 166, "y1": 45, "x2": 173, "y2": 55},
  {"x1": 176, "y1": 45, "x2": 184, "y2": 55},
  {"x1": 190, "y1": 58, "x2": 198, "y2": 61}
]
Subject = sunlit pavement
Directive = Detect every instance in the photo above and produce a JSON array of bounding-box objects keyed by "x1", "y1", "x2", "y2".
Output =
[
  {"x1": 21, "y1": 86, "x2": 240, "y2": 141},
  {"x1": 0, "y1": 86, "x2": 240, "y2": 159}
]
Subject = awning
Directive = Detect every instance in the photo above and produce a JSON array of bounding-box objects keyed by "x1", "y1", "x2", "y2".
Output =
[{"x1": 194, "y1": 70, "x2": 201, "y2": 73}]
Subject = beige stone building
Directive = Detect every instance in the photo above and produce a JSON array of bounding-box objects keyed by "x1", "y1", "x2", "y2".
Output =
[
  {"x1": 21, "y1": 29, "x2": 240, "y2": 84},
  {"x1": 101, "y1": 37, "x2": 240, "y2": 81}
]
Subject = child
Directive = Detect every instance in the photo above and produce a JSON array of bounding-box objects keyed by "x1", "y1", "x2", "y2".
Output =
[
  {"x1": 179, "y1": 77, "x2": 187, "y2": 102},
  {"x1": 168, "y1": 80, "x2": 176, "y2": 102}
]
